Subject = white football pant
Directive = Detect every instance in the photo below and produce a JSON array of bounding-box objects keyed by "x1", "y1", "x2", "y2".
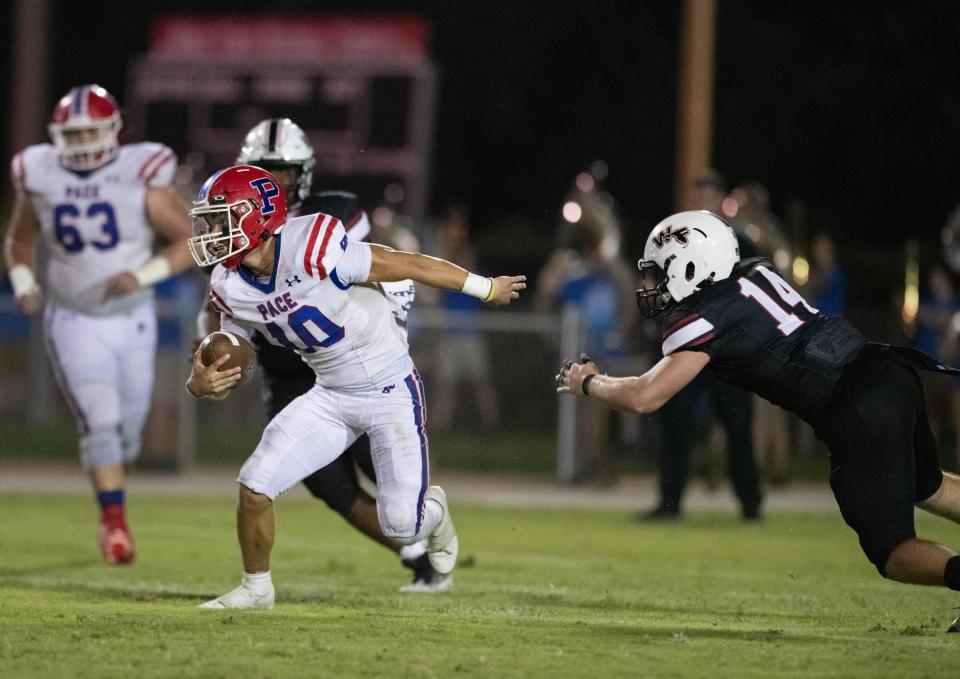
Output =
[
  {"x1": 239, "y1": 370, "x2": 439, "y2": 544},
  {"x1": 43, "y1": 303, "x2": 157, "y2": 470}
]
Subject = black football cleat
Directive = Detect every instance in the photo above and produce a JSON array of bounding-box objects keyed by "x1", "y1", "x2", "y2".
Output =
[
  {"x1": 948, "y1": 612, "x2": 959, "y2": 633},
  {"x1": 638, "y1": 505, "x2": 681, "y2": 522},
  {"x1": 400, "y1": 553, "x2": 452, "y2": 593}
]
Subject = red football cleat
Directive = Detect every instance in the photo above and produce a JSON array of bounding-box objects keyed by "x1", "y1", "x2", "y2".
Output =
[{"x1": 99, "y1": 522, "x2": 135, "y2": 565}]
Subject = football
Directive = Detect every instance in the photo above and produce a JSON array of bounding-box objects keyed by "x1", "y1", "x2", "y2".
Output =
[{"x1": 198, "y1": 331, "x2": 257, "y2": 387}]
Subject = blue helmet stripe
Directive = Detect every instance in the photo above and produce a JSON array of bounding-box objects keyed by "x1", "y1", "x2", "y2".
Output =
[
  {"x1": 71, "y1": 86, "x2": 85, "y2": 115},
  {"x1": 197, "y1": 168, "x2": 228, "y2": 202}
]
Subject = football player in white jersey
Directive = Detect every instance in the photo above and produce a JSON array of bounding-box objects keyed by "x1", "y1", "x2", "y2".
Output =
[
  {"x1": 234, "y1": 118, "x2": 444, "y2": 592},
  {"x1": 2, "y1": 84, "x2": 192, "y2": 564},
  {"x1": 185, "y1": 165, "x2": 525, "y2": 609},
  {"x1": 196, "y1": 118, "x2": 440, "y2": 589},
  {"x1": 232, "y1": 118, "x2": 444, "y2": 591}
]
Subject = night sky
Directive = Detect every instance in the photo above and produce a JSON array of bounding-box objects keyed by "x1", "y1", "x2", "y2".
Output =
[{"x1": 3, "y1": 1, "x2": 960, "y2": 264}]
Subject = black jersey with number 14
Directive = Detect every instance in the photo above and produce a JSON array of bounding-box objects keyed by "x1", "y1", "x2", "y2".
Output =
[{"x1": 660, "y1": 258, "x2": 865, "y2": 425}]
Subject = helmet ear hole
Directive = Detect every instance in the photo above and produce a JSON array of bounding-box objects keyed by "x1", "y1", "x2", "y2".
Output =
[{"x1": 685, "y1": 261, "x2": 696, "y2": 281}]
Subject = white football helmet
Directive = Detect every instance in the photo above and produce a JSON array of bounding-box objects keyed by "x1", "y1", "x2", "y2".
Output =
[
  {"x1": 237, "y1": 118, "x2": 315, "y2": 208},
  {"x1": 636, "y1": 210, "x2": 740, "y2": 317}
]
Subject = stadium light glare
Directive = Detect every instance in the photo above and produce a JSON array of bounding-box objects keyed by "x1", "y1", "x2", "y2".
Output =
[
  {"x1": 721, "y1": 196, "x2": 738, "y2": 218},
  {"x1": 562, "y1": 201, "x2": 582, "y2": 223},
  {"x1": 792, "y1": 256, "x2": 809, "y2": 286}
]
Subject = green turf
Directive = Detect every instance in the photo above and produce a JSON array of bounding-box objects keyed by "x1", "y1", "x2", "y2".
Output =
[{"x1": 1, "y1": 493, "x2": 958, "y2": 678}]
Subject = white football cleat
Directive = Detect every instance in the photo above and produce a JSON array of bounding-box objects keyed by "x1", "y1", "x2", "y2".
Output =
[
  {"x1": 198, "y1": 583, "x2": 275, "y2": 610},
  {"x1": 425, "y1": 486, "x2": 458, "y2": 575}
]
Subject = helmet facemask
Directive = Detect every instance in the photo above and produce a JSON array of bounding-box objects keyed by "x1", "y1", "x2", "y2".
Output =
[
  {"x1": 187, "y1": 200, "x2": 257, "y2": 267},
  {"x1": 636, "y1": 256, "x2": 675, "y2": 318},
  {"x1": 49, "y1": 117, "x2": 121, "y2": 171}
]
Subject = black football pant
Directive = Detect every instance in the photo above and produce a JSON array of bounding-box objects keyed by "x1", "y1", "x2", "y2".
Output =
[
  {"x1": 814, "y1": 345, "x2": 943, "y2": 574},
  {"x1": 656, "y1": 375, "x2": 763, "y2": 516}
]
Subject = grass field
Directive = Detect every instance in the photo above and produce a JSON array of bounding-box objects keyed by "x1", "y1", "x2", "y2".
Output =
[{"x1": 2, "y1": 493, "x2": 959, "y2": 678}]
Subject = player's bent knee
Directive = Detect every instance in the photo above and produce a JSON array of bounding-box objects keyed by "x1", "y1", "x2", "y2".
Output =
[
  {"x1": 238, "y1": 484, "x2": 273, "y2": 512},
  {"x1": 79, "y1": 428, "x2": 124, "y2": 470},
  {"x1": 860, "y1": 534, "x2": 913, "y2": 578},
  {"x1": 378, "y1": 496, "x2": 420, "y2": 542}
]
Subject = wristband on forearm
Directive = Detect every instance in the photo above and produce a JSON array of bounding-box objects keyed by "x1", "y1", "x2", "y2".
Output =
[
  {"x1": 131, "y1": 256, "x2": 172, "y2": 288},
  {"x1": 9, "y1": 264, "x2": 39, "y2": 297},
  {"x1": 461, "y1": 272, "x2": 495, "y2": 302},
  {"x1": 581, "y1": 373, "x2": 597, "y2": 396}
]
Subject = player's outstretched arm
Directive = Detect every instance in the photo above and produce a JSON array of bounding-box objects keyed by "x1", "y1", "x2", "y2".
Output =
[
  {"x1": 3, "y1": 189, "x2": 43, "y2": 314},
  {"x1": 366, "y1": 243, "x2": 526, "y2": 306},
  {"x1": 556, "y1": 351, "x2": 710, "y2": 413},
  {"x1": 185, "y1": 351, "x2": 242, "y2": 400},
  {"x1": 104, "y1": 187, "x2": 193, "y2": 299}
]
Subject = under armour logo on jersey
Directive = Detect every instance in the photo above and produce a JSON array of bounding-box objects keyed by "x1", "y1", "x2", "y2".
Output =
[
  {"x1": 651, "y1": 225, "x2": 691, "y2": 248},
  {"x1": 286, "y1": 275, "x2": 302, "y2": 287},
  {"x1": 250, "y1": 177, "x2": 280, "y2": 215},
  {"x1": 381, "y1": 384, "x2": 396, "y2": 394},
  {"x1": 340, "y1": 234, "x2": 348, "y2": 251}
]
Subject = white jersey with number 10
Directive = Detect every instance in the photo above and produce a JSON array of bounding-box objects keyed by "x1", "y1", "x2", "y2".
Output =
[{"x1": 209, "y1": 212, "x2": 412, "y2": 391}]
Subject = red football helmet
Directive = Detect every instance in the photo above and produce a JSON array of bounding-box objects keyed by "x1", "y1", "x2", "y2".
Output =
[
  {"x1": 188, "y1": 165, "x2": 288, "y2": 268},
  {"x1": 48, "y1": 84, "x2": 122, "y2": 171}
]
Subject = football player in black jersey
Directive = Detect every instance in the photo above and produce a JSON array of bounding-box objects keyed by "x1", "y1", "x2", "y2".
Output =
[
  {"x1": 198, "y1": 118, "x2": 446, "y2": 592},
  {"x1": 556, "y1": 210, "x2": 960, "y2": 631}
]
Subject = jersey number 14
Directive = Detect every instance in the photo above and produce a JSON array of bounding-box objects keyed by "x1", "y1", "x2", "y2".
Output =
[{"x1": 738, "y1": 267, "x2": 818, "y2": 336}]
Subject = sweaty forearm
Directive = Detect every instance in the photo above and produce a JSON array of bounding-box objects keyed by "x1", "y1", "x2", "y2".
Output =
[
  {"x1": 370, "y1": 246, "x2": 468, "y2": 291},
  {"x1": 586, "y1": 374, "x2": 660, "y2": 414}
]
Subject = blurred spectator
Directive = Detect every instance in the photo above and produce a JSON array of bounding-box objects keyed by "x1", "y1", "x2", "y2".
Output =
[
  {"x1": 429, "y1": 204, "x2": 500, "y2": 431},
  {"x1": 536, "y1": 187, "x2": 636, "y2": 484},
  {"x1": 728, "y1": 181, "x2": 792, "y2": 484},
  {"x1": 728, "y1": 181, "x2": 792, "y2": 274},
  {"x1": 807, "y1": 232, "x2": 847, "y2": 316},
  {"x1": 914, "y1": 264, "x2": 960, "y2": 467},
  {"x1": 644, "y1": 169, "x2": 762, "y2": 520}
]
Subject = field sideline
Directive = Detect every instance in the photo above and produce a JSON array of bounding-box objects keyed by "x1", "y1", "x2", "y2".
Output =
[{"x1": 1, "y1": 491, "x2": 959, "y2": 678}]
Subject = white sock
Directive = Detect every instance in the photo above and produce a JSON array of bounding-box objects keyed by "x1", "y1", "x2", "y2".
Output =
[
  {"x1": 242, "y1": 570, "x2": 273, "y2": 594},
  {"x1": 400, "y1": 541, "x2": 427, "y2": 561}
]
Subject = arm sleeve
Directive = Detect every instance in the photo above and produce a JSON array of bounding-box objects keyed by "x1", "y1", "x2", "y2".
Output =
[
  {"x1": 330, "y1": 241, "x2": 373, "y2": 285},
  {"x1": 661, "y1": 311, "x2": 718, "y2": 357},
  {"x1": 301, "y1": 214, "x2": 348, "y2": 279}
]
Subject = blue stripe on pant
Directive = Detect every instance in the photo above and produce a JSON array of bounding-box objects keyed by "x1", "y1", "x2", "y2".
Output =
[{"x1": 403, "y1": 371, "x2": 430, "y2": 535}]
